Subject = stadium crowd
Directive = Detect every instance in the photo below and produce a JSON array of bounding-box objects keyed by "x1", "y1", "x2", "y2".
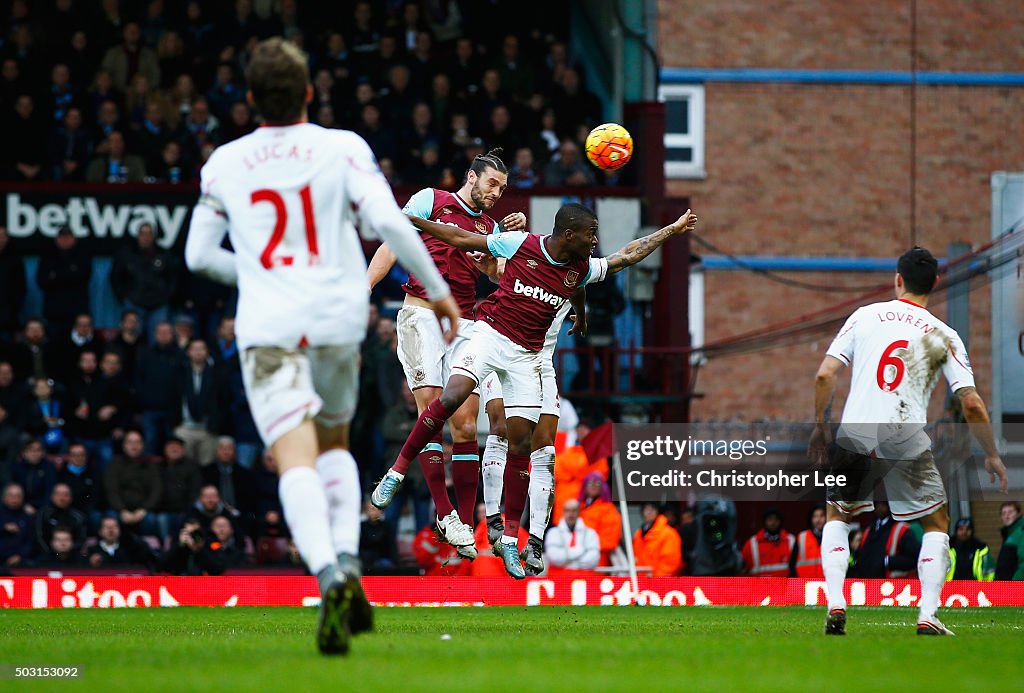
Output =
[
  {"x1": 0, "y1": 0, "x2": 620, "y2": 188},
  {"x1": 0, "y1": 2, "x2": 1020, "y2": 580}
]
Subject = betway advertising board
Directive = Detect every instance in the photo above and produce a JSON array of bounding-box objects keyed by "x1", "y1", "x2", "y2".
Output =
[{"x1": 3, "y1": 186, "x2": 196, "y2": 253}]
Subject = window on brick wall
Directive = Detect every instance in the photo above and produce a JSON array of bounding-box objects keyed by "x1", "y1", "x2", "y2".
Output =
[{"x1": 658, "y1": 84, "x2": 705, "y2": 179}]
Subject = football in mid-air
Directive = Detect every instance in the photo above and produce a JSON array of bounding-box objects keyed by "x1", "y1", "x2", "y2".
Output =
[{"x1": 585, "y1": 123, "x2": 634, "y2": 170}]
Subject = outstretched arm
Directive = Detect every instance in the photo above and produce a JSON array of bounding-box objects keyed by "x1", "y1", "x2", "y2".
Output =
[
  {"x1": 407, "y1": 215, "x2": 491, "y2": 253},
  {"x1": 956, "y1": 386, "x2": 1008, "y2": 493},
  {"x1": 605, "y1": 209, "x2": 698, "y2": 274},
  {"x1": 367, "y1": 243, "x2": 397, "y2": 289}
]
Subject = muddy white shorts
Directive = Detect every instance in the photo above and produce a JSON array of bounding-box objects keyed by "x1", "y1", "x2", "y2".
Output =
[
  {"x1": 451, "y1": 321, "x2": 543, "y2": 423},
  {"x1": 241, "y1": 344, "x2": 359, "y2": 447},
  {"x1": 479, "y1": 356, "x2": 560, "y2": 418},
  {"x1": 396, "y1": 305, "x2": 477, "y2": 392}
]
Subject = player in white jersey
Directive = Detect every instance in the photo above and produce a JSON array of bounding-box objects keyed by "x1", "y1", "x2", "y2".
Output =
[
  {"x1": 184, "y1": 38, "x2": 458, "y2": 656},
  {"x1": 477, "y1": 214, "x2": 699, "y2": 574},
  {"x1": 809, "y1": 247, "x2": 1007, "y2": 637}
]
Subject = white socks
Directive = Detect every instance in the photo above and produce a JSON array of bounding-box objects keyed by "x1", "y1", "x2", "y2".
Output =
[
  {"x1": 482, "y1": 435, "x2": 508, "y2": 516},
  {"x1": 821, "y1": 520, "x2": 852, "y2": 610},
  {"x1": 279, "y1": 466, "x2": 335, "y2": 576},
  {"x1": 528, "y1": 446, "x2": 556, "y2": 540},
  {"x1": 316, "y1": 449, "x2": 362, "y2": 557},
  {"x1": 917, "y1": 531, "x2": 950, "y2": 622}
]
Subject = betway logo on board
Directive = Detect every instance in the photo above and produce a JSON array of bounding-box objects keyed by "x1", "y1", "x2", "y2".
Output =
[
  {"x1": 512, "y1": 277, "x2": 566, "y2": 307},
  {"x1": 6, "y1": 193, "x2": 190, "y2": 247}
]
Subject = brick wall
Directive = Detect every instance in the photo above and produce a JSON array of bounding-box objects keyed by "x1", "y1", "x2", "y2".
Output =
[{"x1": 655, "y1": 0, "x2": 1023, "y2": 420}]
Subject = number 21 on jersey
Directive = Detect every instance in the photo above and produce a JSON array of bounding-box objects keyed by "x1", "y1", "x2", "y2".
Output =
[{"x1": 251, "y1": 184, "x2": 320, "y2": 269}]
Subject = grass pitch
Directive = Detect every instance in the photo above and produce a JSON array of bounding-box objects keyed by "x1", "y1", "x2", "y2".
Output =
[{"x1": 1, "y1": 606, "x2": 1021, "y2": 692}]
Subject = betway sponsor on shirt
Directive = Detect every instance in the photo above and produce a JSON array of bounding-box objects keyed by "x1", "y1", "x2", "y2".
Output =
[{"x1": 512, "y1": 277, "x2": 568, "y2": 307}]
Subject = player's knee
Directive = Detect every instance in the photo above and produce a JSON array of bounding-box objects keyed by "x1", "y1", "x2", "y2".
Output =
[
  {"x1": 508, "y1": 433, "x2": 532, "y2": 456},
  {"x1": 452, "y1": 419, "x2": 477, "y2": 442},
  {"x1": 489, "y1": 417, "x2": 507, "y2": 439},
  {"x1": 921, "y1": 505, "x2": 949, "y2": 533}
]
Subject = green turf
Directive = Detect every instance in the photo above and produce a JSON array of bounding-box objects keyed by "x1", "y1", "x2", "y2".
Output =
[{"x1": 0, "y1": 606, "x2": 1021, "y2": 692}]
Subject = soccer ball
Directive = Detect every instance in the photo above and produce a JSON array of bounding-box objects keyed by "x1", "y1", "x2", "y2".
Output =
[{"x1": 585, "y1": 123, "x2": 633, "y2": 170}]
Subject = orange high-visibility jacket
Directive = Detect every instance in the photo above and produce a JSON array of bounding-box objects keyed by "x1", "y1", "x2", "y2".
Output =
[
  {"x1": 553, "y1": 445, "x2": 608, "y2": 525},
  {"x1": 742, "y1": 529, "x2": 795, "y2": 577},
  {"x1": 794, "y1": 529, "x2": 824, "y2": 578},
  {"x1": 632, "y1": 514, "x2": 683, "y2": 577},
  {"x1": 579, "y1": 498, "x2": 622, "y2": 566}
]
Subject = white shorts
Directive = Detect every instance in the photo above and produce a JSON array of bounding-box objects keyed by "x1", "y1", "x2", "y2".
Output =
[
  {"x1": 241, "y1": 344, "x2": 359, "y2": 447},
  {"x1": 452, "y1": 321, "x2": 543, "y2": 423},
  {"x1": 396, "y1": 305, "x2": 477, "y2": 392},
  {"x1": 479, "y1": 357, "x2": 560, "y2": 418},
  {"x1": 826, "y1": 449, "x2": 947, "y2": 522}
]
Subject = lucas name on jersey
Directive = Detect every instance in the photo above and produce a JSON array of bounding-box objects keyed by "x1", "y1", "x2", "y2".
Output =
[
  {"x1": 240, "y1": 141, "x2": 314, "y2": 171},
  {"x1": 512, "y1": 277, "x2": 568, "y2": 307}
]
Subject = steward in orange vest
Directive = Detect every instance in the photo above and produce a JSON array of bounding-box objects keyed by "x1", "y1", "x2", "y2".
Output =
[
  {"x1": 632, "y1": 503, "x2": 683, "y2": 577},
  {"x1": 741, "y1": 508, "x2": 795, "y2": 577},
  {"x1": 852, "y1": 506, "x2": 920, "y2": 579},
  {"x1": 790, "y1": 504, "x2": 826, "y2": 578}
]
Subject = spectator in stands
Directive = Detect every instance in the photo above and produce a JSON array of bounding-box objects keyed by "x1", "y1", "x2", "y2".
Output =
[
  {"x1": 205, "y1": 63, "x2": 243, "y2": 122},
  {"x1": 90, "y1": 99, "x2": 123, "y2": 154},
  {"x1": 545, "y1": 498, "x2": 600, "y2": 575},
  {"x1": 86, "y1": 130, "x2": 146, "y2": 182},
  {"x1": 851, "y1": 501, "x2": 920, "y2": 578},
  {"x1": 131, "y1": 100, "x2": 171, "y2": 172},
  {"x1": 186, "y1": 484, "x2": 240, "y2": 534},
  {"x1": 160, "y1": 518, "x2": 208, "y2": 575},
  {"x1": 357, "y1": 102, "x2": 396, "y2": 162},
  {"x1": 97, "y1": 350, "x2": 133, "y2": 445},
  {"x1": 407, "y1": 31, "x2": 437, "y2": 95},
  {"x1": 147, "y1": 139, "x2": 189, "y2": 183},
  {"x1": 202, "y1": 438, "x2": 255, "y2": 533},
  {"x1": 0, "y1": 228, "x2": 25, "y2": 342},
  {"x1": 360, "y1": 501, "x2": 397, "y2": 573},
  {"x1": 48, "y1": 106, "x2": 91, "y2": 181},
  {"x1": 449, "y1": 36, "x2": 480, "y2": 101},
  {"x1": 54, "y1": 313, "x2": 105, "y2": 382},
  {"x1": 221, "y1": 101, "x2": 255, "y2": 143},
  {"x1": 486, "y1": 104, "x2": 517, "y2": 156},
  {"x1": 544, "y1": 139, "x2": 595, "y2": 187},
  {"x1": 156, "y1": 31, "x2": 189, "y2": 90},
  {"x1": 551, "y1": 68, "x2": 602, "y2": 133},
  {"x1": 110, "y1": 310, "x2": 143, "y2": 382},
  {"x1": 996, "y1": 501, "x2": 1024, "y2": 580},
  {"x1": 206, "y1": 514, "x2": 249, "y2": 572},
  {"x1": 169, "y1": 339, "x2": 223, "y2": 466},
  {"x1": 578, "y1": 472, "x2": 621, "y2": 567},
  {"x1": 33, "y1": 526, "x2": 84, "y2": 568},
  {"x1": 6, "y1": 94, "x2": 46, "y2": 180},
  {"x1": 111, "y1": 224, "x2": 179, "y2": 341},
  {"x1": 101, "y1": 22, "x2": 160, "y2": 91},
  {"x1": 56, "y1": 442, "x2": 103, "y2": 526},
  {"x1": 66, "y1": 351, "x2": 117, "y2": 464},
  {"x1": 537, "y1": 108, "x2": 561, "y2": 162},
  {"x1": 494, "y1": 34, "x2": 534, "y2": 104},
  {"x1": 155, "y1": 436, "x2": 201, "y2": 542},
  {"x1": 0, "y1": 482, "x2": 33, "y2": 567},
  {"x1": 633, "y1": 502, "x2": 683, "y2": 577},
  {"x1": 104, "y1": 430, "x2": 161, "y2": 535},
  {"x1": 742, "y1": 508, "x2": 794, "y2": 577},
  {"x1": 509, "y1": 146, "x2": 540, "y2": 188},
  {"x1": 0, "y1": 361, "x2": 24, "y2": 470},
  {"x1": 24, "y1": 377, "x2": 68, "y2": 455},
  {"x1": 172, "y1": 314, "x2": 195, "y2": 352},
  {"x1": 398, "y1": 101, "x2": 438, "y2": 170},
  {"x1": 36, "y1": 228, "x2": 92, "y2": 341},
  {"x1": 948, "y1": 517, "x2": 994, "y2": 581},
  {"x1": 470, "y1": 69, "x2": 508, "y2": 134},
  {"x1": 34, "y1": 483, "x2": 86, "y2": 553},
  {"x1": 14, "y1": 431, "x2": 58, "y2": 511},
  {"x1": 252, "y1": 451, "x2": 285, "y2": 539},
  {"x1": 88, "y1": 516, "x2": 153, "y2": 568},
  {"x1": 136, "y1": 322, "x2": 180, "y2": 454},
  {"x1": 180, "y1": 97, "x2": 221, "y2": 156}
]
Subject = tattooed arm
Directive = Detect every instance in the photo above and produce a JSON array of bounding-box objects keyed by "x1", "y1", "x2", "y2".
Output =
[
  {"x1": 605, "y1": 209, "x2": 698, "y2": 274},
  {"x1": 956, "y1": 385, "x2": 1008, "y2": 493}
]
